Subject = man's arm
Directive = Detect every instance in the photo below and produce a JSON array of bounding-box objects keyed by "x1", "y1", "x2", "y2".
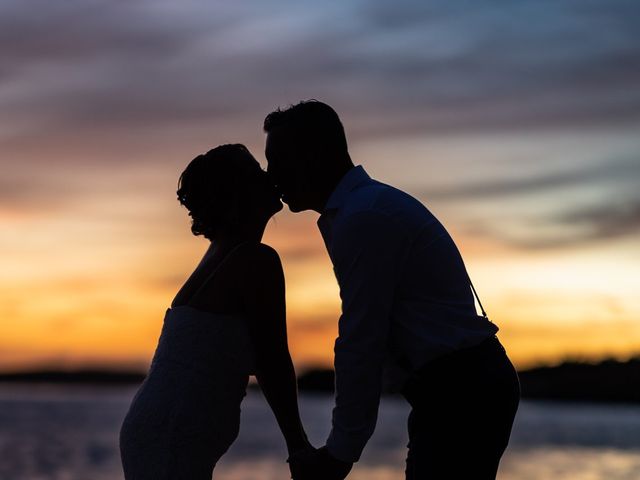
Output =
[{"x1": 326, "y1": 210, "x2": 410, "y2": 463}]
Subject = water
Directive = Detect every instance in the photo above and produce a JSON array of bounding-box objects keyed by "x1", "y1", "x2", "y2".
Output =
[{"x1": 1, "y1": 384, "x2": 639, "y2": 480}]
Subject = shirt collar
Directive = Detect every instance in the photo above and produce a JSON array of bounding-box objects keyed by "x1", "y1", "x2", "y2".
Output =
[{"x1": 322, "y1": 165, "x2": 371, "y2": 212}]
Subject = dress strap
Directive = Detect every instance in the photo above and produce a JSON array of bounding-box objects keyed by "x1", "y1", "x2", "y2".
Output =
[{"x1": 187, "y1": 241, "x2": 253, "y2": 302}]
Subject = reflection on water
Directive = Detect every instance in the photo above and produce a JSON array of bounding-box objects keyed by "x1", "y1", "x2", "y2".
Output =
[{"x1": 1, "y1": 385, "x2": 639, "y2": 479}]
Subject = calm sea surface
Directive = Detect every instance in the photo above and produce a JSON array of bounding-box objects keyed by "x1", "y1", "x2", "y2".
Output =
[{"x1": 0, "y1": 384, "x2": 639, "y2": 480}]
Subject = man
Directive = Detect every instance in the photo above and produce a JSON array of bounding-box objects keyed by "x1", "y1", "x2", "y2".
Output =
[{"x1": 264, "y1": 100, "x2": 520, "y2": 480}]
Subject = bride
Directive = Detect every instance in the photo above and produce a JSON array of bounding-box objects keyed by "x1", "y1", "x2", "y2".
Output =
[{"x1": 119, "y1": 144, "x2": 312, "y2": 479}]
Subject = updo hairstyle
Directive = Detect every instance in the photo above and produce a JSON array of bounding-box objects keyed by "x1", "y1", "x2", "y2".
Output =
[{"x1": 176, "y1": 144, "x2": 261, "y2": 240}]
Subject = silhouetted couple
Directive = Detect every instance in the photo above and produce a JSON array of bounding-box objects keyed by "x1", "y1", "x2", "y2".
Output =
[{"x1": 119, "y1": 100, "x2": 520, "y2": 479}]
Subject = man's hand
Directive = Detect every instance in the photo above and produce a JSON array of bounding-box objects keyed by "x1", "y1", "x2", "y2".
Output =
[
  {"x1": 288, "y1": 446, "x2": 353, "y2": 480},
  {"x1": 287, "y1": 445, "x2": 317, "y2": 480}
]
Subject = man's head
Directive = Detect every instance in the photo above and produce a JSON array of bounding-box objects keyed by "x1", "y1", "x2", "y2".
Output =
[{"x1": 264, "y1": 100, "x2": 353, "y2": 213}]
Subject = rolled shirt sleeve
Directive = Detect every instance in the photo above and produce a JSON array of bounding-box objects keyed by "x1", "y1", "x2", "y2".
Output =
[{"x1": 325, "y1": 210, "x2": 410, "y2": 462}]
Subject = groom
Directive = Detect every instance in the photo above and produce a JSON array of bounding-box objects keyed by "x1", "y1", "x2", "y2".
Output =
[{"x1": 264, "y1": 100, "x2": 520, "y2": 480}]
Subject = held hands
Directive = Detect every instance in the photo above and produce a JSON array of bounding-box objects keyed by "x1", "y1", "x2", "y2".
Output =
[{"x1": 288, "y1": 445, "x2": 353, "y2": 480}]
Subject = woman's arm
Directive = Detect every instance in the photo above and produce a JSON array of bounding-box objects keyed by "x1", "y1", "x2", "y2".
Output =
[{"x1": 242, "y1": 244, "x2": 311, "y2": 456}]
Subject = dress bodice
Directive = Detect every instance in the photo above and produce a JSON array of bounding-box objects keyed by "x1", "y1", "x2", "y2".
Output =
[
  {"x1": 120, "y1": 305, "x2": 254, "y2": 479},
  {"x1": 149, "y1": 305, "x2": 256, "y2": 377}
]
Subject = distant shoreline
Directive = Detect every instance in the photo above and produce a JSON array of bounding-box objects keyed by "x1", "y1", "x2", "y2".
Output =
[
  {"x1": 0, "y1": 370, "x2": 146, "y2": 384},
  {"x1": 1, "y1": 356, "x2": 639, "y2": 403}
]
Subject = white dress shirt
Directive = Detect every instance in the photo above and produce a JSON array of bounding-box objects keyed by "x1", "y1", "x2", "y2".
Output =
[{"x1": 318, "y1": 165, "x2": 499, "y2": 463}]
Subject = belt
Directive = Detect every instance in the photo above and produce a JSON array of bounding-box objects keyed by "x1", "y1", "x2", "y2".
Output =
[{"x1": 414, "y1": 335, "x2": 503, "y2": 378}]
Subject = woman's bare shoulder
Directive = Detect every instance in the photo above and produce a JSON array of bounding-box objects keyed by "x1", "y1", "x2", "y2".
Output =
[
  {"x1": 235, "y1": 242, "x2": 284, "y2": 289},
  {"x1": 239, "y1": 242, "x2": 282, "y2": 266}
]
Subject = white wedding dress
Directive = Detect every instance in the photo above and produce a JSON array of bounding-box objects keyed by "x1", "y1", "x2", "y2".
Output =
[{"x1": 119, "y1": 305, "x2": 255, "y2": 479}]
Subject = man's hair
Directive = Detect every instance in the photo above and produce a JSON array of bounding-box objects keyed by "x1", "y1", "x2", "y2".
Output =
[{"x1": 263, "y1": 99, "x2": 349, "y2": 155}]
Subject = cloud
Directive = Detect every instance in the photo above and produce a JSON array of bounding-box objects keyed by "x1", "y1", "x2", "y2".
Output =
[
  {"x1": 555, "y1": 199, "x2": 640, "y2": 243},
  {"x1": 2, "y1": 0, "x2": 639, "y2": 244},
  {"x1": 434, "y1": 154, "x2": 640, "y2": 249},
  {"x1": 476, "y1": 197, "x2": 640, "y2": 250},
  {"x1": 1, "y1": 0, "x2": 639, "y2": 149},
  {"x1": 0, "y1": 175, "x2": 76, "y2": 213},
  {"x1": 425, "y1": 157, "x2": 640, "y2": 201}
]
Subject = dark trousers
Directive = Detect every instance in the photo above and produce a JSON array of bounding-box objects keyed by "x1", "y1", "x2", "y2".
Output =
[{"x1": 401, "y1": 336, "x2": 520, "y2": 480}]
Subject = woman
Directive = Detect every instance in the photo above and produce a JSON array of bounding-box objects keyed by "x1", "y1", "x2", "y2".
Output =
[{"x1": 119, "y1": 144, "x2": 311, "y2": 479}]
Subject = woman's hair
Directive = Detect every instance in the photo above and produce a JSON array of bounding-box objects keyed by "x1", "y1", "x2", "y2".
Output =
[{"x1": 176, "y1": 144, "x2": 260, "y2": 240}]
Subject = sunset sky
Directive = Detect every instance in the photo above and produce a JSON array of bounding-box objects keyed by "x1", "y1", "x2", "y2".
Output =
[{"x1": 1, "y1": 0, "x2": 639, "y2": 372}]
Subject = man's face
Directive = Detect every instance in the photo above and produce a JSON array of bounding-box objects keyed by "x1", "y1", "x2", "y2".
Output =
[{"x1": 265, "y1": 128, "x2": 313, "y2": 212}]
